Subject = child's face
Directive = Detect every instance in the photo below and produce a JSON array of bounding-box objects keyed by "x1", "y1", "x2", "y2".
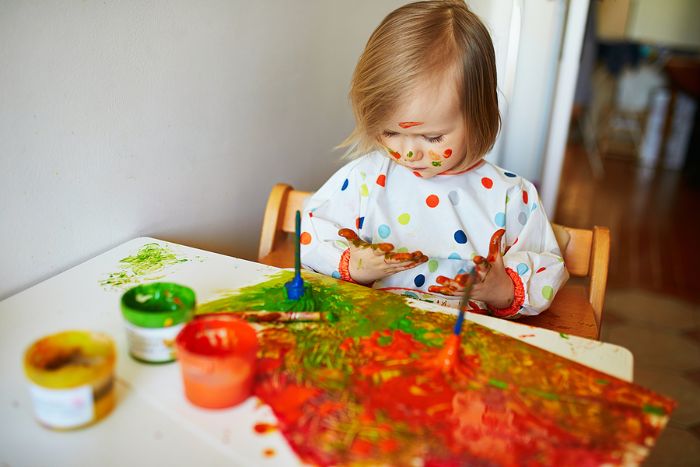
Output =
[{"x1": 377, "y1": 72, "x2": 472, "y2": 179}]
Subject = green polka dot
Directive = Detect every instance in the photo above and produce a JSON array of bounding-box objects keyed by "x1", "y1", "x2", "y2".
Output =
[
  {"x1": 335, "y1": 240, "x2": 348, "y2": 249},
  {"x1": 398, "y1": 213, "x2": 411, "y2": 225},
  {"x1": 360, "y1": 183, "x2": 369, "y2": 197},
  {"x1": 506, "y1": 195, "x2": 510, "y2": 204},
  {"x1": 397, "y1": 247, "x2": 408, "y2": 253},
  {"x1": 360, "y1": 171, "x2": 366, "y2": 180},
  {"x1": 428, "y1": 259, "x2": 438, "y2": 272},
  {"x1": 542, "y1": 285, "x2": 554, "y2": 300}
]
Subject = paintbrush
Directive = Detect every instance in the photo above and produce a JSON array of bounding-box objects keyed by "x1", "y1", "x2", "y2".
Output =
[
  {"x1": 285, "y1": 210, "x2": 305, "y2": 300},
  {"x1": 196, "y1": 311, "x2": 324, "y2": 323}
]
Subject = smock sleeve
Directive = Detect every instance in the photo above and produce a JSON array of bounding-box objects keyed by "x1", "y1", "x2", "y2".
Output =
[
  {"x1": 491, "y1": 181, "x2": 569, "y2": 318},
  {"x1": 300, "y1": 159, "x2": 370, "y2": 280}
]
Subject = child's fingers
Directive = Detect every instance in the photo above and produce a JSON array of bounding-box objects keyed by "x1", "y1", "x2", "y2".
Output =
[
  {"x1": 338, "y1": 228, "x2": 359, "y2": 242},
  {"x1": 427, "y1": 285, "x2": 460, "y2": 296},
  {"x1": 487, "y1": 228, "x2": 506, "y2": 262}
]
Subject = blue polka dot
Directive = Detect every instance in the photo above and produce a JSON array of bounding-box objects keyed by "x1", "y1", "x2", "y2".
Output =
[
  {"x1": 457, "y1": 268, "x2": 467, "y2": 275},
  {"x1": 341, "y1": 179, "x2": 349, "y2": 191},
  {"x1": 448, "y1": 252, "x2": 462, "y2": 260},
  {"x1": 453, "y1": 230, "x2": 468, "y2": 244},
  {"x1": 378, "y1": 224, "x2": 391, "y2": 239},
  {"x1": 414, "y1": 274, "x2": 426, "y2": 287},
  {"x1": 357, "y1": 216, "x2": 365, "y2": 229},
  {"x1": 504, "y1": 172, "x2": 517, "y2": 178},
  {"x1": 331, "y1": 271, "x2": 341, "y2": 279},
  {"x1": 518, "y1": 212, "x2": 528, "y2": 225},
  {"x1": 531, "y1": 203, "x2": 537, "y2": 212},
  {"x1": 403, "y1": 291, "x2": 419, "y2": 299},
  {"x1": 516, "y1": 263, "x2": 529, "y2": 275},
  {"x1": 448, "y1": 190, "x2": 460, "y2": 205},
  {"x1": 495, "y1": 212, "x2": 506, "y2": 227}
]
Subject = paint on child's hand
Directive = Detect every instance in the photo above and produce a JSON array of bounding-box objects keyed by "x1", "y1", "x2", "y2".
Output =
[{"x1": 398, "y1": 121, "x2": 424, "y2": 129}]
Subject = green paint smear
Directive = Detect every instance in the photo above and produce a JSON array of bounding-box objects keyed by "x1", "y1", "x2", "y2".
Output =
[
  {"x1": 643, "y1": 404, "x2": 667, "y2": 416},
  {"x1": 559, "y1": 332, "x2": 569, "y2": 339},
  {"x1": 198, "y1": 271, "x2": 447, "y2": 348},
  {"x1": 99, "y1": 243, "x2": 188, "y2": 288},
  {"x1": 521, "y1": 387, "x2": 560, "y2": 401},
  {"x1": 488, "y1": 378, "x2": 508, "y2": 390}
]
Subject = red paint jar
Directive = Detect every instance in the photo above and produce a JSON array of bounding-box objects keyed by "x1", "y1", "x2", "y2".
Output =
[{"x1": 175, "y1": 315, "x2": 258, "y2": 409}]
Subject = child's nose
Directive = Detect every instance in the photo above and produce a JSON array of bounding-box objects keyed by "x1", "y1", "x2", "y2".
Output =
[{"x1": 405, "y1": 148, "x2": 423, "y2": 162}]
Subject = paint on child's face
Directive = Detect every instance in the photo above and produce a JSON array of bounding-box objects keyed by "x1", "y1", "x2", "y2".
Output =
[
  {"x1": 377, "y1": 71, "x2": 474, "y2": 178},
  {"x1": 398, "y1": 121, "x2": 424, "y2": 129}
]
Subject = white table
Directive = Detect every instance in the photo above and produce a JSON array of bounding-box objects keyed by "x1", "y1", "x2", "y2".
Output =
[{"x1": 0, "y1": 237, "x2": 633, "y2": 467}]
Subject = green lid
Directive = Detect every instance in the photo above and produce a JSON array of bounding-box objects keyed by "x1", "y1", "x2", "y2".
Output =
[{"x1": 121, "y1": 282, "x2": 196, "y2": 328}]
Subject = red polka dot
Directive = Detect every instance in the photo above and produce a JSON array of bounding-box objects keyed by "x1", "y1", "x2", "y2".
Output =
[
  {"x1": 426, "y1": 194, "x2": 440, "y2": 208},
  {"x1": 413, "y1": 171, "x2": 422, "y2": 178},
  {"x1": 376, "y1": 174, "x2": 386, "y2": 187},
  {"x1": 523, "y1": 191, "x2": 529, "y2": 204},
  {"x1": 536, "y1": 267, "x2": 546, "y2": 273},
  {"x1": 444, "y1": 148, "x2": 453, "y2": 158},
  {"x1": 308, "y1": 212, "x2": 313, "y2": 218},
  {"x1": 481, "y1": 177, "x2": 493, "y2": 189},
  {"x1": 300, "y1": 232, "x2": 312, "y2": 244}
]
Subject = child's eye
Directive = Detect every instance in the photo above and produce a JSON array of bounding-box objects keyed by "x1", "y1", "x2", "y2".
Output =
[
  {"x1": 382, "y1": 130, "x2": 398, "y2": 138},
  {"x1": 425, "y1": 135, "x2": 444, "y2": 143}
]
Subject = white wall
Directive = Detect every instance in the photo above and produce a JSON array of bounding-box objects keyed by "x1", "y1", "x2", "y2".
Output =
[{"x1": 0, "y1": 0, "x2": 407, "y2": 299}]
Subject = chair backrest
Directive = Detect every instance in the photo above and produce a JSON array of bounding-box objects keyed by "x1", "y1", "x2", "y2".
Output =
[{"x1": 258, "y1": 183, "x2": 610, "y2": 327}]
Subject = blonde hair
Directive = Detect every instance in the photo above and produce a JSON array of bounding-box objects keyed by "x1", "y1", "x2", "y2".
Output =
[{"x1": 340, "y1": 0, "x2": 500, "y2": 162}]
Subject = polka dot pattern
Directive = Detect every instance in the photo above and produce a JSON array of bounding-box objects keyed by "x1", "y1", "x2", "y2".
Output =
[
  {"x1": 426, "y1": 194, "x2": 439, "y2": 208},
  {"x1": 341, "y1": 179, "x2": 349, "y2": 191},
  {"x1": 331, "y1": 271, "x2": 341, "y2": 279},
  {"x1": 356, "y1": 217, "x2": 365, "y2": 229},
  {"x1": 454, "y1": 230, "x2": 468, "y2": 244},
  {"x1": 398, "y1": 213, "x2": 411, "y2": 225},
  {"x1": 378, "y1": 224, "x2": 391, "y2": 239},
  {"x1": 518, "y1": 212, "x2": 528, "y2": 225},
  {"x1": 360, "y1": 183, "x2": 369, "y2": 197},
  {"x1": 495, "y1": 212, "x2": 506, "y2": 227},
  {"x1": 414, "y1": 274, "x2": 425, "y2": 287},
  {"x1": 504, "y1": 172, "x2": 517, "y2": 178},
  {"x1": 428, "y1": 259, "x2": 439, "y2": 272},
  {"x1": 376, "y1": 174, "x2": 386, "y2": 187},
  {"x1": 481, "y1": 177, "x2": 493, "y2": 189},
  {"x1": 522, "y1": 191, "x2": 529, "y2": 204},
  {"x1": 300, "y1": 232, "x2": 312, "y2": 245},
  {"x1": 516, "y1": 263, "x2": 529, "y2": 275},
  {"x1": 536, "y1": 267, "x2": 546, "y2": 273},
  {"x1": 542, "y1": 285, "x2": 554, "y2": 300},
  {"x1": 448, "y1": 252, "x2": 461, "y2": 260}
]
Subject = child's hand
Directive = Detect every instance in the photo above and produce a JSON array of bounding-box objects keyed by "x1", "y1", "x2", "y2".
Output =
[
  {"x1": 338, "y1": 228, "x2": 428, "y2": 284},
  {"x1": 428, "y1": 229, "x2": 515, "y2": 309}
]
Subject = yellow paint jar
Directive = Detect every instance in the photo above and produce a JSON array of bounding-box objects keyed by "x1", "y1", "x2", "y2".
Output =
[{"x1": 23, "y1": 331, "x2": 116, "y2": 430}]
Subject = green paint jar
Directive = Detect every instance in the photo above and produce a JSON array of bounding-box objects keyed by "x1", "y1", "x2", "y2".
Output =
[{"x1": 121, "y1": 282, "x2": 196, "y2": 363}]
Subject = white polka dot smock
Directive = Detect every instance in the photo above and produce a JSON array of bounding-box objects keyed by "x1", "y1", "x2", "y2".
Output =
[{"x1": 300, "y1": 151, "x2": 569, "y2": 318}]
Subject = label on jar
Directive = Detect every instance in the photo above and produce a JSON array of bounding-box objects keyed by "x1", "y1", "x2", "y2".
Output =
[
  {"x1": 28, "y1": 383, "x2": 94, "y2": 429},
  {"x1": 124, "y1": 322, "x2": 184, "y2": 362}
]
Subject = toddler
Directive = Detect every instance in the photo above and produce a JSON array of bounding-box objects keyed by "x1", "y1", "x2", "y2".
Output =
[{"x1": 300, "y1": 0, "x2": 568, "y2": 318}]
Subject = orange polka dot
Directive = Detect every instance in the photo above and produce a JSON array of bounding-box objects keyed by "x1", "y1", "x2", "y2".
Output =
[
  {"x1": 426, "y1": 194, "x2": 440, "y2": 208},
  {"x1": 376, "y1": 174, "x2": 386, "y2": 187},
  {"x1": 300, "y1": 232, "x2": 312, "y2": 244},
  {"x1": 481, "y1": 177, "x2": 493, "y2": 189},
  {"x1": 523, "y1": 190, "x2": 529, "y2": 204}
]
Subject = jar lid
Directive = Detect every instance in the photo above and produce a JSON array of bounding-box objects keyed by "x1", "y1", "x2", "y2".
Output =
[{"x1": 121, "y1": 282, "x2": 196, "y2": 328}]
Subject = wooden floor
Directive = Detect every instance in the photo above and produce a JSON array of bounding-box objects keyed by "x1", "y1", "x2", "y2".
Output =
[{"x1": 554, "y1": 143, "x2": 700, "y2": 304}]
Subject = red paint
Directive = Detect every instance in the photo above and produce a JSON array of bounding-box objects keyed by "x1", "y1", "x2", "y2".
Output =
[
  {"x1": 518, "y1": 334, "x2": 536, "y2": 338},
  {"x1": 425, "y1": 194, "x2": 439, "y2": 208},
  {"x1": 390, "y1": 150, "x2": 401, "y2": 159},
  {"x1": 481, "y1": 177, "x2": 494, "y2": 189},
  {"x1": 175, "y1": 317, "x2": 258, "y2": 408},
  {"x1": 488, "y1": 229, "x2": 506, "y2": 261},
  {"x1": 254, "y1": 422, "x2": 278, "y2": 434},
  {"x1": 398, "y1": 121, "x2": 424, "y2": 129},
  {"x1": 443, "y1": 148, "x2": 452, "y2": 158},
  {"x1": 413, "y1": 171, "x2": 422, "y2": 178},
  {"x1": 376, "y1": 174, "x2": 386, "y2": 187}
]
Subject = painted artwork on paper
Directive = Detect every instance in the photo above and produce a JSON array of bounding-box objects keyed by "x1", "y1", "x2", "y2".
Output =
[
  {"x1": 100, "y1": 243, "x2": 190, "y2": 289},
  {"x1": 198, "y1": 271, "x2": 675, "y2": 466}
]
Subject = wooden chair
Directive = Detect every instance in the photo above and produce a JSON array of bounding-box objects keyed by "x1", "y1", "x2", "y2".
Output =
[{"x1": 258, "y1": 183, "x2": 610, "y2": 340}]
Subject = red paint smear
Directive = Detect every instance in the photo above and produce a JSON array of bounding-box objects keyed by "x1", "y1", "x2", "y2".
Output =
[
  {"x1": 518, "y1": 334, "x2": 536, "y2": 338},
  {"x1": 413, "y1": 171, "x2": 422, "y2": 178},
  {"x1": 443, "y1": 148, "x2": 452, "y2": 158},
  {"x1": 398, "y1": 121, "x2": 424, "y2": 129},
  {"x1": 263, "y1": 448, "x2": 276, "y2": 458},
  {"x1": 390, "y1": 150, "x2": 401, "y2": 159},
  {"x1": 253, "y1": 422, "x2": 278, "y2": 434}
]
